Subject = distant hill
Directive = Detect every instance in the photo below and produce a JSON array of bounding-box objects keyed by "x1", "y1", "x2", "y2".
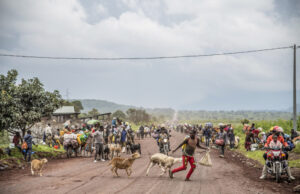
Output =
[
  {"x1": 74, "y1": 99, "x2": 175, "y2": 119},
  {"x1": 76, "y1": 99, "x2": 137, "y2": 113},
  {"x1": 287, "y1": 104, "x2": 300, "y2": 112},
  {"x1": 74, "y1": 99, "x2": 298, "y2": 121}
]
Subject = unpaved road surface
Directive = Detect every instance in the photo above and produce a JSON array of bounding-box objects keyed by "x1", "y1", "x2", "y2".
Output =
[{"x1": 0, "y1": 132, "x2": 298, "y2": 194}]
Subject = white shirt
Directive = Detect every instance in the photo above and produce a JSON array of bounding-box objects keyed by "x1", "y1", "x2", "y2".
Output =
[{"x1": 45, "y1": 126, "x2": 52, "y2": 135}]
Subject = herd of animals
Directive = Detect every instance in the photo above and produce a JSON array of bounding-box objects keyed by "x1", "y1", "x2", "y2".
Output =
[{"x1": 30, "y1": 125, "x2": 187, "y2": 178}]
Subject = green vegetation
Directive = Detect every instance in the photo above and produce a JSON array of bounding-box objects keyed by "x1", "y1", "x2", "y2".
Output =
[
  {"x1": 289, "y1": 159, "x2": 300, "y2": 168},
  {"x1": 112, "y1": 110, "x2": 127, "y2": 120},
  {"x1": 88, "y1": 108, "x2": 100, "y2": 117},
  {"x1": 0, "y1": 144, "x2": 65, "y2": 167},
  {"x1": 0, "y1": 69, "x2": 63, "y2": 137},
  {"x1": 178, "y1": 111, "x2": 298, "y2": 122},
  {"x1": 63, "y1": 100, "x2": 84, "y2": 113},
  {"x1": 294, "y1": 143, "x2": 300, "y2": 154}
]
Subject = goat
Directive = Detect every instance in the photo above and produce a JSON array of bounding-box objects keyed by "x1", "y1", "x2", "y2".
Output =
[
  {"x1": 130, "y1": 143, "x2": 141, "y2": 155},
  {"x1": 103, "y1": 144, "x2": 110, "y2": 160},
  {"x1": 108, "y1": 143, "x2": 121, "y2": 159},
  {"x1": 234, "y1": 136, "x2": 240, "y2": 148},
  {"x1": 108, "y1": 153, "x2": 140, "y2": 177},
  {"x1": 146, "y1": 153, "x2": 182, "y2": 176},
  {"x1": 31, "y1": 158, "x2": 48, "y2": 176}
]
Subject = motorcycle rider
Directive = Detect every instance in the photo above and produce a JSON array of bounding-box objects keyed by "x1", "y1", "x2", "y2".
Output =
[
  {"x1": 260, "y1": 129, "x2": 295, "y2": 180},
  {"x1": 158, "y1": 125, "x2": 171, "y2": 152}
]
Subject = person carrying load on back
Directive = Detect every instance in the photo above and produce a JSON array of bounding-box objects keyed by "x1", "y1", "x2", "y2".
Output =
[
  {"x1": 23, "y1": 130, "x2": 35, "y2": 162},
  {"x1": 260, "y1": 128, "x2": 295, "y2": 180},
  {"x1": 169, "y1": 130, "x2": 207, "y2": 181},
  {"x1": 216, "y1": 125, "x2": 227, "y2": 158}
]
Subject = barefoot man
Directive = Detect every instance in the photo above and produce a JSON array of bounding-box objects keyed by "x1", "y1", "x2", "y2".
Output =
[{"x1": 169, "y1": 130, "x2": 207, "y2": 181}]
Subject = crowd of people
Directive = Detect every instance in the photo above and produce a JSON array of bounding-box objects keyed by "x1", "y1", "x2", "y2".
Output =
[
  {"x1": 241, "y1": 123, "x2": 298, "y2": 180},
  {"x1": 10, "y1": 118, "x2": 299, "y2": 182},
  {"x1": 244, "y1": 123, "x2": 299, "y2": 152}
]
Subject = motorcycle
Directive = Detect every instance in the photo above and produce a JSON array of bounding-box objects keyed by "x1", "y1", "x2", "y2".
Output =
[
  {"x1": 160, "y1": 137, "x2": 170, "y2": 155},
  {"x1": 265, "y1": 147, "x2": 288, "y2": 183}
]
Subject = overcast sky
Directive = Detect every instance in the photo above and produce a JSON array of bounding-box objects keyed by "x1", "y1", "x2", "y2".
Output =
[{"x1": 0, "y1": 0, "x2": 300, "y2": 111}]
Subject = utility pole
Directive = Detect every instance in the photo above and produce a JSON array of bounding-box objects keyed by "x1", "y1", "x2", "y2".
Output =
[
  {"x1": 66, "y1": 89, "x2": 69, "y2": 100},
  {"x1": 293, "y1": 44, "x2": 297, "y2": 130}
]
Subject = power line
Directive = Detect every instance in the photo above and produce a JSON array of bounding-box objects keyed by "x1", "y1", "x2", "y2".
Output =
[{"x1": 0, "y1": 45, "x2": 293, "y2": 61}]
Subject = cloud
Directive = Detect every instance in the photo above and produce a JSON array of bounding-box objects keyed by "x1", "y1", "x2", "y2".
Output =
[{"x1": 0, "y1": 0, "x2": 299, "y2": 110}]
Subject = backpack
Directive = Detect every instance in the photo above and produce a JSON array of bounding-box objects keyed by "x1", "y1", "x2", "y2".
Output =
[{"x1": 21, "y1": 142, "x2": 28, "y2": 150}]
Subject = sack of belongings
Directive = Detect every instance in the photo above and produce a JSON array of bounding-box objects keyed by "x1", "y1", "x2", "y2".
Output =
[
  {"x1": 215, "y1": 139, "x2": 224, "y2": 146},
  {"x1": 250, "y1": 143, "x2": 258, "y2": 151},
  {"x1": 198, "y1": 150, "x2": 212, "y2": 167}
]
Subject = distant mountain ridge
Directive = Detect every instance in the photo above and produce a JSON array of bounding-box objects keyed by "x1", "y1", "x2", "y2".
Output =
[
  {"x1": 73, "y1": 99, "x2": 298, "y2": 121},
  {"x1": 76, "y1": 99, "x2": 138, "y2": 113}
]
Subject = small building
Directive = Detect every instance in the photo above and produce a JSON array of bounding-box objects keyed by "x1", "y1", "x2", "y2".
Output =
[
  {"x1": 79, "y1": 113, "x2": 112, "y2": 122},
  {"x1": 52, "y1": 106, "x2": 80, "y2": 122}
]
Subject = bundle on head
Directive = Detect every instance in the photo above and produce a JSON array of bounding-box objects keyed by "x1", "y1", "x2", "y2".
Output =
[
  {"x1": 108, "y1": 153, "x2": 141, "y2": 177},
  {"x1": 31, "y1": 158, "x2": 48, "y2": 176},
  {"x1": 146, "y1": 153, "x2": 182, "y2": 176}
]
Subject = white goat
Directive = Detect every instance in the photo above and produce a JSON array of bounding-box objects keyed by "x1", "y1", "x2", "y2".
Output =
[{"x1": 146, "y1": 153, "x2": 182, "y2": 176}]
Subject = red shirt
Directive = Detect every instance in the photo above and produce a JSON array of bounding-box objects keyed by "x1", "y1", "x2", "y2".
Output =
[
  {"x1": 252, "y1": 129, "x2": 260, "y2": 137},
  {"x1": 265, "y1": 135, "x2": 288, "y2": 147},
  {"x1": 13, "y1": 135, "x2": 21, "y2": 146}
]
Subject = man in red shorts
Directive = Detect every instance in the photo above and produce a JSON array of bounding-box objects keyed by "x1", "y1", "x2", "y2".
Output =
[{"x1": 169, "y1": 130, "x2": 208, "y2": 181}]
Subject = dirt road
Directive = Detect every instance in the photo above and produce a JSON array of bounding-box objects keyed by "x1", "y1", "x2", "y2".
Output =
[{"x1": 0, "y1": 132, "x2": 297, "y2": 194}]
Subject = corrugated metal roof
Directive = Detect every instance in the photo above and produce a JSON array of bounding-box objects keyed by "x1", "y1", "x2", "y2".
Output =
[{"x1": 53, "y1": 106, "x2": 76, "y2": 114}]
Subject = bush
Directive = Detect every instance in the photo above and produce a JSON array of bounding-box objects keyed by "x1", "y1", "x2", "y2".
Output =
[{"x1": 293, "y1": 143, "x2": 300, "y2": 154}]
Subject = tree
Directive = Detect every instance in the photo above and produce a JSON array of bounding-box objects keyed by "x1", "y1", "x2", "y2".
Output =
[
  {"x1": 78, "y1": 113, "x2": 88, "y2": 118},
  {"x1": 63, "y1": 100, "x2": 83, "y2": 113},
  {"x1": 241, "y1": 119, "x2": 250, "y2": 125},
  {"x1": 71, "y1": 100, "x2": 83, "y2": 113},
  {"x1": 88, "y1": 108, "x2": 99, "y2": 118},
  {"x1": 112, "y1": 110, "x2": 127, "y2": 120},
  {"x1": 0, "y1": 70, "x2": 18, "y2": 133},
  {"x1": 126, "y1": 108, "x2": 150, "y2": 124},
  {"x1": 0, "y1": 70, "x2": 63, "y2": 137}
]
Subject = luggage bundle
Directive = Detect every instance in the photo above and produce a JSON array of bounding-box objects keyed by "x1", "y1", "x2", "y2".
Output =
[
  {"x1": 80, "y1": 132, "x2": 90, "y2": 144},
  {"x1": 215, "y1": 139, "x2": 224, "y2": 146},
  {"x1": 71, "y1": 139, "x2": 78, "y2": 148},
  {"x1": 198, "y1": 150, "x2": 212, "y2": 167}
]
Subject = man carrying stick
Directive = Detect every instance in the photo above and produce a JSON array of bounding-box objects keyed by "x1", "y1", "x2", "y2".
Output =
[{"x1": 170, "y1": 130, "x2": 207, "y2": 181}]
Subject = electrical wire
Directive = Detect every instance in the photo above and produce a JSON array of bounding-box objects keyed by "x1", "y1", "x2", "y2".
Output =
[{"x1": 0, "y1": 45, "x2": 294, "y2": 61}]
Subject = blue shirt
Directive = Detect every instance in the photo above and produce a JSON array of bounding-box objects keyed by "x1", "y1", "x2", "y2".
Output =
[{"x1": 24, "y1": 134, "x2": 33, "y2": 148}]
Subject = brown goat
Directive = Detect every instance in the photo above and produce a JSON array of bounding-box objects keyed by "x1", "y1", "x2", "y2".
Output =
[
  {"x1": 31, "y1": 158, "x2": 48, "y2": 176},
  {"x1": 108, "y1": 153, "x2": 140, "y2": 177},
  {"x1": 108, "y1": 143, "x2": 122, "y2": 159}
]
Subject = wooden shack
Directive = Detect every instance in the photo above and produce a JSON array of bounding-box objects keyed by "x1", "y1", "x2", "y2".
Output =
[{"x1": 52, "y1": 106, "x2": 80, "y2": 122}]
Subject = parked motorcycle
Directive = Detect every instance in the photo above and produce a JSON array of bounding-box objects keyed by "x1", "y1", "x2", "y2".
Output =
[{"x1": 265, "y1": 147, "x2": 288, "y2": 183}]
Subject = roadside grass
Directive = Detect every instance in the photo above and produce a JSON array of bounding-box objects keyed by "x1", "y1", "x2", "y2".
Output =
[
  {"x1": 294, "y1": 143, "x2": 300, "y2": 154},
  {"x1": 289, "y1": 159, "x2": 300, "y2": 168},
  {"x1": 0, "y1": 143, "x2": 65, "y2": 166}
]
